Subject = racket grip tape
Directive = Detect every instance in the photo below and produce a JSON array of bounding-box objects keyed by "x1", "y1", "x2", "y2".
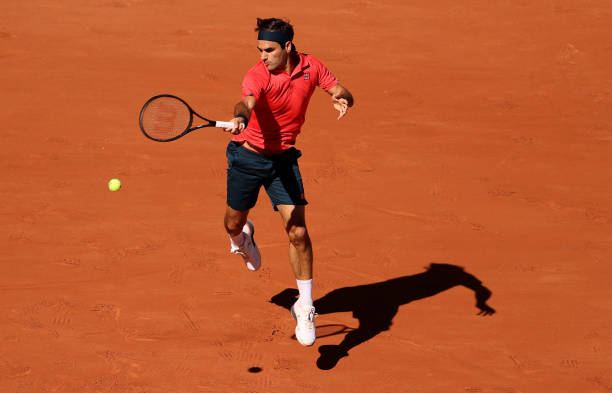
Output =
[{"x1": 215, "y1": 121, "x2": 235, "y2": 128}]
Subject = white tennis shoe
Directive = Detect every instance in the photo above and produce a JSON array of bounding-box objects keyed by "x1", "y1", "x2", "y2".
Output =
[
  {"x1": 291, "y1": 301, "x2": 316, "y2": 346},
  {"x1": 230, "y1": 220, "x2": 261, "y2": 271}
]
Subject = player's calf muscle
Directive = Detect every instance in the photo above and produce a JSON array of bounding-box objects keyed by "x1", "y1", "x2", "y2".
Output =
[{"x1": 224, "y1": 207, "x2": 248, "y2": 235}]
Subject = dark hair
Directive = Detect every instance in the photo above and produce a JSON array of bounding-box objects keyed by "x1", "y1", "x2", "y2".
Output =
[{"x1": 255, "y1": 18, "x2": 296, "y2": 52}]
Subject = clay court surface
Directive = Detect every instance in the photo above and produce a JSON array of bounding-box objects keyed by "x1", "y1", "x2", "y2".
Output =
[{"x1": 2, "y1": 0, "x2": 612, "y2": 392}]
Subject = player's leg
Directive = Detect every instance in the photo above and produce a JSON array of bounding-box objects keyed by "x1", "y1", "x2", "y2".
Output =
[
  {"x1": 224, "y1": 205, "x2": 249, "y2": 237},
  {"x1": 276, "y1": 204, "x2": 313, "y2": 281},
  {"x1": 264, "y1": 147, "x2": 315, "y2": 345},
  {"x1": 225, "y1": 142, "x2": 268, "y2": 271},
  {"x1": 277, "y1": 204, "x2": 316, "y2": 346},
  {"x1": 224, "y1": 205, "x2": 260, "y2": 271},
  {"x1": 264, "y1": 149, "x2": 311, "y2": 282},
  {"x1": 264, "y1": 147, "x2": 310, "y2": 281}
]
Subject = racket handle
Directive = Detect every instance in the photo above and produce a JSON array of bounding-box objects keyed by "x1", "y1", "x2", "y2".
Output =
[{"x1": 215, "y1": 121, "x2": 235, "y2": 129}]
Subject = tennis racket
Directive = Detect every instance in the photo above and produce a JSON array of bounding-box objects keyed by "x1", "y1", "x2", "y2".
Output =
[{"x1": 139, "y1": 94, "x2": 234, "y2": 142}]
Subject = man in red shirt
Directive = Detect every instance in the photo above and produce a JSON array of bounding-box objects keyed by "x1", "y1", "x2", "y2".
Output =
[{"x1": 223, "y1": 18, "x2": 354, "y2": 346}]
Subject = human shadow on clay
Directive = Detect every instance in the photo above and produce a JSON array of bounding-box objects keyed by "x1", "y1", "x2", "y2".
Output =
[{"x1": 269, "y1": 263, "x2": 495, "y2": 370}]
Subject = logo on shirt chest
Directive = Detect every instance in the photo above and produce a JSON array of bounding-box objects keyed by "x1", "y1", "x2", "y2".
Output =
[{"x1": 303, "y1": 73, "x2": 310, "y2": 80}]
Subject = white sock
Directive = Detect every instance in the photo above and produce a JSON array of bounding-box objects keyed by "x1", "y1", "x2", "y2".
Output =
[
  {"x1": 230, "y1": 232, "x2": 245, "y2": 249},
  {"x1": 296, "y1": 279, "x2": 313, "y2": 307}
]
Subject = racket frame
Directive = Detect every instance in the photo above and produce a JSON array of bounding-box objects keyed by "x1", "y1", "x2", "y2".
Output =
[{"x1": 139, "y1": 94, "x2": 233, "y2": 142}]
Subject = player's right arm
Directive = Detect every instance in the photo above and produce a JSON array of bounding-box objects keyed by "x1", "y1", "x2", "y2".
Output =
[{"x1": 225, "y1": 95, "x2": 256, "y2": 135}]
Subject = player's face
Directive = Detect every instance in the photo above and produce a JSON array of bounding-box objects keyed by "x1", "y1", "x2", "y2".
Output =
[{"x1": 257, "y1": 40, "x2": 289, "y2": 71}]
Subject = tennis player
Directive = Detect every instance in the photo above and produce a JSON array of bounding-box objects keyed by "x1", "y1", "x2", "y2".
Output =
[{"x1": 223, "y1": 18, "x2": 354, "y2": 346}]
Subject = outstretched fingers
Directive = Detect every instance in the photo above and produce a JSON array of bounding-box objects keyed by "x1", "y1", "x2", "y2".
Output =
[{"x1": 332, "y1": 94, "x2": 349, "y2": 120}]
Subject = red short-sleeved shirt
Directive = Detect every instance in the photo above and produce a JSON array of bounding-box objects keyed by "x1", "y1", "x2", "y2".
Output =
[{"x1": 232, "y1": 53, "x2": 339, "y2": 151}]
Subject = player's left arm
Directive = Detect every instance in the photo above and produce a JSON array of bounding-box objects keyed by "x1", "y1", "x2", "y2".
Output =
[{"x1": 327, "y1": 84, "x2": 354, "y2": 120}]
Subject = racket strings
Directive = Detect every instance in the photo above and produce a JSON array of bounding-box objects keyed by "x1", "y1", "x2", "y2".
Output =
[{"x1": 141, "y1": 97, "x2": 191, "y2": 140}]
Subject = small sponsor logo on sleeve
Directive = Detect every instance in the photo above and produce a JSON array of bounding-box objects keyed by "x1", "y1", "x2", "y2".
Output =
[{"x1": 304, "y1": 73, "x2": 310, "y2": 80}]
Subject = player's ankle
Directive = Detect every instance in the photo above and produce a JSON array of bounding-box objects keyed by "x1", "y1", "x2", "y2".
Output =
[
  {"x1": 296, "y1": 279, "x2": 313, "y2": 307},
  {"x1": 230, "y1": 232, "x2": 245, "y2": 248}
]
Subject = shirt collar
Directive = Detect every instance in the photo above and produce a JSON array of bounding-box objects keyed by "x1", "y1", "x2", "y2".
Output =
[
  {"x1": 266, "y1": 53, "x2": 310, "y2": 77},
  {"x1": 291, "y1": 53, "x2": 310, "y2": 77}
]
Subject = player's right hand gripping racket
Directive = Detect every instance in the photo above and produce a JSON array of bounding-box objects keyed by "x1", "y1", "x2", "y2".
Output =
[{"x1": 139, "y1": 94, "x2": 234, "y2": 142}]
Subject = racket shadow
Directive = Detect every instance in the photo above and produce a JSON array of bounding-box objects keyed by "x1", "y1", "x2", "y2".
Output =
[
  {"x1": 289, "y1": 324, "x2": 356, "y2": 342},
  {"x1": 269, "y1": 263, "x2": 496, "y2": 370}
]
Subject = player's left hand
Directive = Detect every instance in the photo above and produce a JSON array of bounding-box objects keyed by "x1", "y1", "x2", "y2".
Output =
[{"x1": 332, "y1": 94, "x2": 349, "y2": 120}]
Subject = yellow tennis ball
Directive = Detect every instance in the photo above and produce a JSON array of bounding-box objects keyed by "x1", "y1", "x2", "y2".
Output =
[{"x1": 108, "y1": 178, "x2": 121, "y2": 192}]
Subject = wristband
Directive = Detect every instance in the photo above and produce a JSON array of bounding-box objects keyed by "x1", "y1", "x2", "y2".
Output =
[{"x1": 235, "y1": 113, "x2": 249, "y2": 126}]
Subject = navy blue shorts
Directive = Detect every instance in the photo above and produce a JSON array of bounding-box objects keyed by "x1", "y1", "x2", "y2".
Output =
[{"x1": 226, "y1": 141, "x2": 308, "y2": 211}]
